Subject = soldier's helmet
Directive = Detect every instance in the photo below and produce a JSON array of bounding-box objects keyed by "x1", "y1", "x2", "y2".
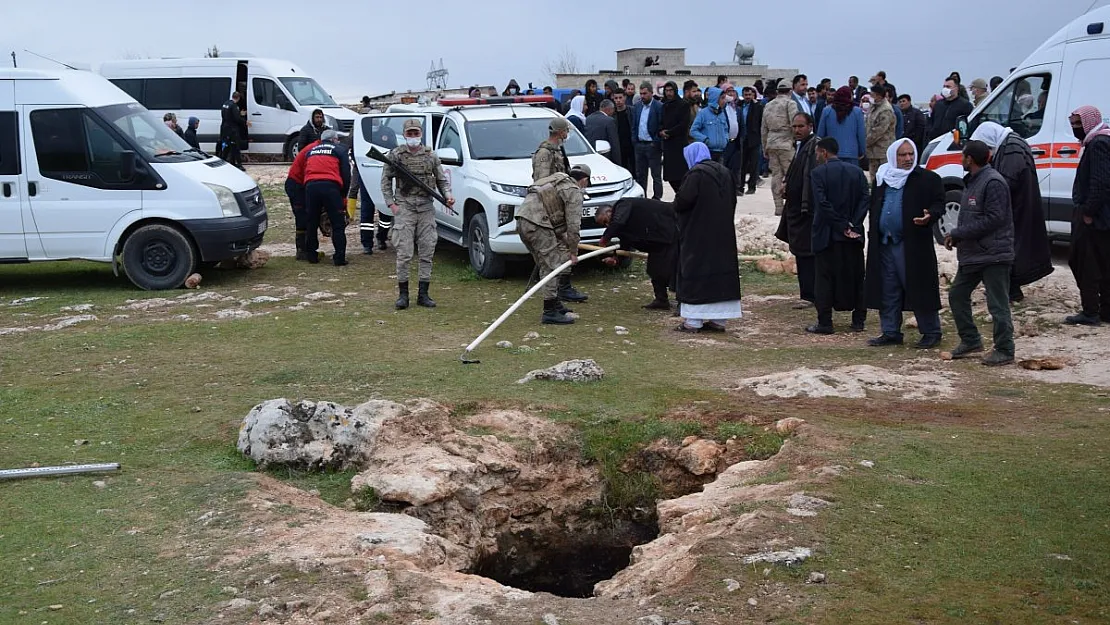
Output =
[
  {"x1": 548, "y1": 117, "x2": 571, "y2": 133},
  {"x1": 402, "y1": 118, "x2": 423, "y2": 134}
]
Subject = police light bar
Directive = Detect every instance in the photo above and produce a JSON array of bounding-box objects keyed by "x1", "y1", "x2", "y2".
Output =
[{"x1": 438, "y1": 95, "x2": 556, "y2": 106}]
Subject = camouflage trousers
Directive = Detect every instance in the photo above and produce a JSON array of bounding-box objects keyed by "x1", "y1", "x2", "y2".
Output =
[
  {"x1": 518, "y1": 219, "x2": 568, "y2": 300},
  {"x1": 392, "y1": 202, "x2": 437, "y2": 282}
]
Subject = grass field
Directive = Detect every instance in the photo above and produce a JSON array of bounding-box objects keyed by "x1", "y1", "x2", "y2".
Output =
[{"x1": 1, "y1": 185, "x2": 1108, "y2": 624}]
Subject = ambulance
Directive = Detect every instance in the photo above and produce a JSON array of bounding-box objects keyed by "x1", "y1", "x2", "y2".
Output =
[
  {"x1": 921, "y1": 5, "x2": 1110, "y2": 242},
  {"x1": 352, "y1": 95, "x2": 643, "y2": 279},
  {"x1": 0, "y1": 69, "x2": 267, "y2": 290}
]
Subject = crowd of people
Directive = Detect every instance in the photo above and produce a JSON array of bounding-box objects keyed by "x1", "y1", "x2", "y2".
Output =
[{"x1": 277, "y1": 69, "x2": 1110, "y2": 366}]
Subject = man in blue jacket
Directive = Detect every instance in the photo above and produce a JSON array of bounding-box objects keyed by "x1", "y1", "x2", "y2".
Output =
[
  {"x1": 691, "y1": 87, "x2": 731, "y2": 162},
  {"x1": 630, "y1": 81, "x2": 664, "y2": 200}
]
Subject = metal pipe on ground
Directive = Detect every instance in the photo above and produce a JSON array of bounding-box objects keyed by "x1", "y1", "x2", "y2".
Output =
[
  {"x1": 460, "y1": 244, "x2": 621, "y2": 363},
  {"x1": 0, "y1": 463, "x2": 122, "y2": 480}
]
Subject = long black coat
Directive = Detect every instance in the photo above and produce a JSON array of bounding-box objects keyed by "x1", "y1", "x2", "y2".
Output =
[
  {"x1": 865, "y1": 168, "x2": 946, "y2": 311},
  {"x1": 775, "y1": 134, "x2": 820, "y2": 256},
  {"x1": 661, "y1": 99, "x2": 691, "y2": 182},
  {"x1": 992, "y1": 134, "x2": 1054, "y2": 286},
  {"x1": 674, "y1": 160, "x2": 741, "y2": 304}
]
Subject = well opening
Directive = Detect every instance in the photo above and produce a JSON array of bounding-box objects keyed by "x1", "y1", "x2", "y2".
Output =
[{"x1": 466, "y1": 517, "x2": 660, "y2": 598}]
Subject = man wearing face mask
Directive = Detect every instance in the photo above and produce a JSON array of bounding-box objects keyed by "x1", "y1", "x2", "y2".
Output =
[
  {"x1": 533, "y1": 117, "x2": 572, "y2": 181},
  {"x1": 381, "y1": 119, "x2": 455, "y2": 309},
  {"x1": 1065, "y1": 105, "x2": 1110, "y2": 326},
  {"x1": 928, "y1": 77, "x2": 973, "y2": 141}
]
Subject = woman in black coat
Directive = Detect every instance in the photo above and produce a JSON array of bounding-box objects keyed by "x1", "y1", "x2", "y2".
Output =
[
  {"x1": 660, "y1": 81, "x2": 690, "y2": 192},
  {"x1": 674, "y1": 143, "x2": 742, "y2": 332},
  {"x1": 865, "y1": 138, "x2": 946, "y2": 347}
]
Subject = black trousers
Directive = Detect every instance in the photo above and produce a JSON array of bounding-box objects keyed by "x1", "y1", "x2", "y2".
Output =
[
  {"x1": 219, "y1": 131, "x2": 242, "y2": 168},
  {"x1": 796, "y1": 254, "x2": 815, "y2": 302},
  {"x1": 815, "y1": 243, "x2": 866, "y2": 328},
  {"x1": 304, "y1": 181, "x2": 347, "y2": 262},
  {"x1": 283, "y1": 178, "x2": 307, "y2": 236},
  {"x1": 1070, "y1": 222, "x2": 1110, "y2": 320},
  {"x1": 740, "y1": 141, "x2": 761, "y2": 190}
]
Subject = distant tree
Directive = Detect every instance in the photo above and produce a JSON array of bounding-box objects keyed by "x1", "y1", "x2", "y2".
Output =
[
  {"x1": 205, "y1": 45, "x2": 220, "y2": 58},
  {"x1": 541, "y1": 46, "x2": 580, "y2": 83}
]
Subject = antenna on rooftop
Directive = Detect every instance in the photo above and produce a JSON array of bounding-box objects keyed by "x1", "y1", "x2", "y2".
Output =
[
  {"x1": 23, "y1": 49, "x2": 77, "y2": 70},
  {"x1": 427, "y1": 58, "x2": 449, "y2": 91}
]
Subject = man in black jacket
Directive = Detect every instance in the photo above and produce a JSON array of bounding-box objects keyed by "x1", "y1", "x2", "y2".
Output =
[
  {"x1": 738, "y1": 87, "x2": 764, "y2": 195},
  {"x1": 298, "y1": 109, "x2": 328, "y2": 155},
  {"x1": 775, "y1": 112, "x2": 820, "y2": 307},
  {"x1": 946, "y1": 140, "x2": 1015, "y2": 366},
  {"x1": 1066, "y1": 105, "x2": 1110, "y2": 326},
  {"x1": 807, "y1": 137, "x2": 869, "y2": 335},
  {"x1": 596, "y1": 199, "x2": 678, "y2": 310},
  {"x1": 897, "y1": 94, "x2": 927, "y2": 152},
  {"x1": 585, "y1": 100, "x2": 622, "y2": 166},
  {"x1": 928, "y1": 77, "x2": 973, "y2": 141},
  {"x1": 219, "y1": 92, "x2": 248, "y2": 168}
]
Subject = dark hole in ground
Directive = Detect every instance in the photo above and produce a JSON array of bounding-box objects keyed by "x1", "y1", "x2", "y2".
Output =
[{"x1": 467, "y1": 518, "x2": 659, "y2": 598}]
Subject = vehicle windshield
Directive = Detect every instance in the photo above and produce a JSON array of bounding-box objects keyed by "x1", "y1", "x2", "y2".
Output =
[
  {"x1": 465, "y1": 118, "x2": 593, "y2": 160},
  {"x1": 95, "y1": 103, "x2": 205, "y2": 163},
  {"x1": 279, "y1": 77, "x2": 338, "y2": 107}
]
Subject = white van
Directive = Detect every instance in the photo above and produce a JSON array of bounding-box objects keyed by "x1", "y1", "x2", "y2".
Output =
[
  {"x1": 99, "y1": 57, "x2": 359, "y2": 159},
  {"x1": 922, "y1": 5, "x2": 1110, "y2": 242},
  {"x1": 0, "y1": 69, "x2": 267, "y2": 290},
  {"x1": 352, "y1": 98, "x2": 643, "y2": 278}
]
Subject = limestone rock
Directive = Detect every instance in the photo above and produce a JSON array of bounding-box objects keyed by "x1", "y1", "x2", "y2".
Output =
[
  {"x1": 237, "y1": 398, "x2": 407, "y2": 469},
  {"x1": 516, "y1": 359, "x2": 604, "y2": 384},
  {"x1": 496, "y1": 341, "x2": 513, "y2": 349},
  {"x1": 785, "y1": 492, "x2": 831, "y2": 517},
  {"x1": 755, "y1": 258, "x2": 786, "y2": 274},
  {"x1": 676, "y1": 439, "x2": 723, "y2": 476},
  {"x1": 741, "y1": 546, "x2": 812, "y2": 565},
  {"x1": 184, "y1": 273, "x2": 202, "y2": 289},
  {"x1": 1019, "y1": 357, "x2": 1067, "y2": 371},
  {"x1": 774, "y1": 417, "x2": 805, "y2": 435}
]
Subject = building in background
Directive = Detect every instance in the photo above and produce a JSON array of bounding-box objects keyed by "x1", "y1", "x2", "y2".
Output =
[{"x1": 556, "y1": 47, "x2": 798, "y2": 94}]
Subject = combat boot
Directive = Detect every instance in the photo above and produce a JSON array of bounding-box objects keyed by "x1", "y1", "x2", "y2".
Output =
[
  {"x1": 557, "y1": 276, "x2": 589, "y2": 303},
  {"x1": 395, "y1": 282, "x2": 410, "y2": 310},
  {"x1": 542, "y1": 299, "x2": 575, "y2": 325},
  {"x1": 295, "y1": 230, "x2": 309, "y2": 261},
  {"x1": 417, "y1": 281, "x2": 436, "y2": 308}
]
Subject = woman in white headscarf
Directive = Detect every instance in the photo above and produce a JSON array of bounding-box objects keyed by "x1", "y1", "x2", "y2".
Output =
[
  {"x1": 969, "y1": 121, "x2": 1054, "y2": 301},
  {"x1": 863, "y1": 138, "x2": 948, "y2": 348},
  {"x1": 564, "y1": 94, "x2": 587, "y2": 134}
]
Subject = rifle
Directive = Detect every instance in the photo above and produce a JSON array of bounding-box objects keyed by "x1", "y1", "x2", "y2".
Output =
[{"x1": 366, "y1": 145, "x2": 455, "y2": 214}]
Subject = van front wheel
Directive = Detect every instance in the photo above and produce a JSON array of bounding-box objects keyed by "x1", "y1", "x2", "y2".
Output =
[{"x1": 121, "y1": 224, "x2": 197, "y2": 290}]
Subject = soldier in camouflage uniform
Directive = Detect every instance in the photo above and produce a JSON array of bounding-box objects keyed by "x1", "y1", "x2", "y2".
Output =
[
  {"x1": 517, "y1": 164, "x2": 592, "y2": 324},
  {"x1": 532, "y1": 116, "x2": 589, "y2": 303},
  {"x1": 381, "y1": 118, "x2": 455, "y2": 309}
]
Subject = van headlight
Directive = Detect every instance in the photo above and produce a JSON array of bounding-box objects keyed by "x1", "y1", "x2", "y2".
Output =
[
  {"x1": 491, "y1": 182, "x2": 529, "y2": 197},
  {"x1": 205, "y1": 183, "x2": 242, "y2": 217}
]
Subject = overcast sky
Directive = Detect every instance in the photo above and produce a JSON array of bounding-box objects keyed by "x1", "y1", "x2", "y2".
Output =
[{"x1": 5, "y1": 0, "x2": 1106, "y2": 103}]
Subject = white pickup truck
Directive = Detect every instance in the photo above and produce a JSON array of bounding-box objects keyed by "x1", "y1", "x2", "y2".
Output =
[{"x1": 352, "y1": 99, "x2": 643, "y2": 278}]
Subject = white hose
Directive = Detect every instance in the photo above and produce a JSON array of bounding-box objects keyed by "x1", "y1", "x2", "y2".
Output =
[{"x1": 463, "y1": 244, "x2": 620, "y2": 356}]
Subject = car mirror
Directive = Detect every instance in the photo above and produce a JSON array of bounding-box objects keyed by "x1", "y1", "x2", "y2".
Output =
[
  {"x1": 595, "y1": 140, "x2": 611, "y2": 155},
  {"x1": 120, "y1": 150, "x2": 136, "y2": 181},
  {"x1": 435, "y1": 147, "x2": 461, "y2": 165},
  {"x1": 956, "y1": 116, "x2": 969, "y2": 145}
]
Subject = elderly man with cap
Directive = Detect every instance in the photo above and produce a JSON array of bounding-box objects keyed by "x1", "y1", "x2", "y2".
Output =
[
  {"x1": 517, "y1": 164, "x2": 593, "y2": 324},
  {"x1": 381, "y1": 118, "x2": 455, "y2": 309},
  {"x1": 969, "y1": 78, "x2": 989, "y2": 108},
  {"x1": 969, "y1": 122, "x2": 1054, "y2": 302},
  {"x1": 761, "y1": 81, "x2": 800, "y2": 216}
]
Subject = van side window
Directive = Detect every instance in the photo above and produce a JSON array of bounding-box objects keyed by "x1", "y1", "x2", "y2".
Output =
[
  {"x1": 253, "y1": 78, "x2": 284, "y2": 109},
  {"x1": 107, "y1": 78, "x2": 231, "y2": 110},
  {"x1": 978, "y1": 73, "x2": 1052, "y2": 139},
  {"x1": 0, "y1": 112, "x2": 20, "y2": 175},
  {"x1": 30, "y1": 109, "x2": 131, "y2": 187}
]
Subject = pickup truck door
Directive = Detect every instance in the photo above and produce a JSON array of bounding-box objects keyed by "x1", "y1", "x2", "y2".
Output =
[
  {"x1": 434, "y1": 117, "x2": 466, "y2": 232},
  {"x1": 353, "y1": 113, "x2": 433, "y2": 217}
]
